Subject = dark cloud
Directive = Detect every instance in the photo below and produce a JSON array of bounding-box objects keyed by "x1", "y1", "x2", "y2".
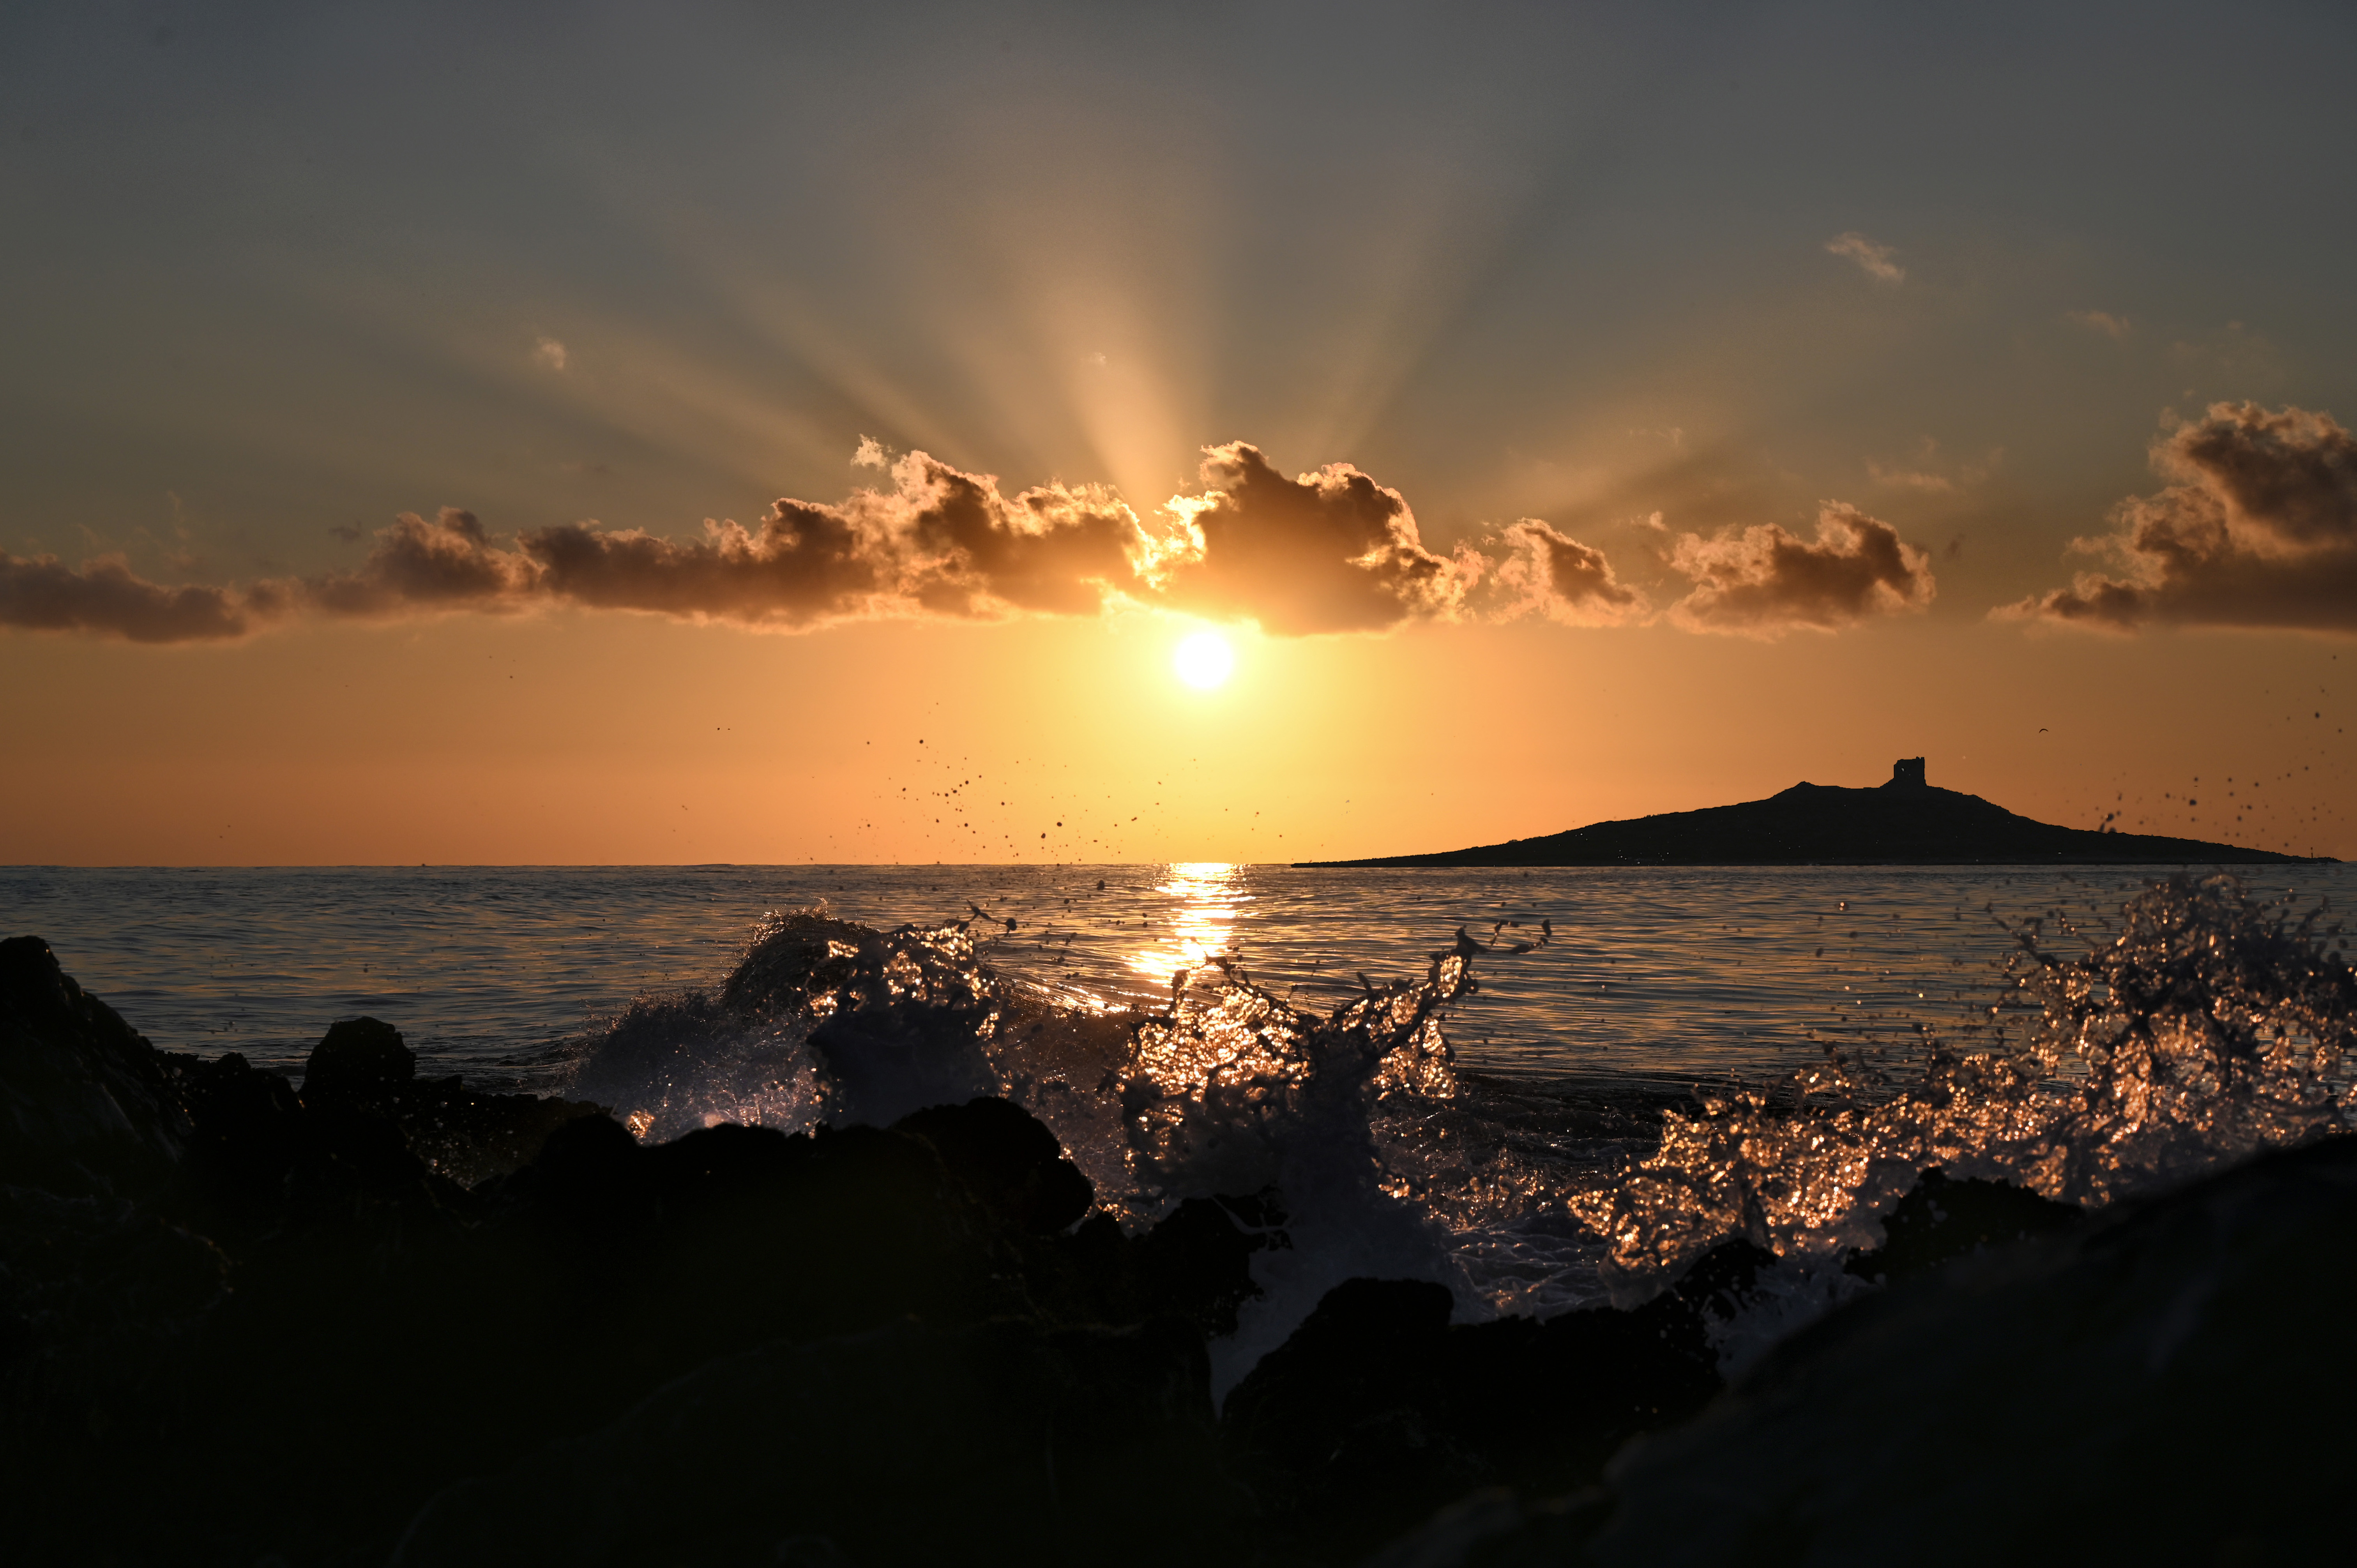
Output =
[
  {"x1": 2004, "y1": 403, "x2": 2357, "y2": 632},
  {"x1": 1150, "y1": 442, "x2": 1476, "y2": 634},
  {"x1": 0, "y1": 550, "x2": 253, "y2": 642},
  {"x1": 1493, "y1": 519, "x2": 1645, "y2": 627},
  {"x1": 1666, "y1": 503, "x2": 1935, "y2": 636},
  {"x1": 304, "y1": 508, "x2": 539, "y2": 616},
  {"x1": 519, "y1": 505, "x2": 880, "y2": 626}
]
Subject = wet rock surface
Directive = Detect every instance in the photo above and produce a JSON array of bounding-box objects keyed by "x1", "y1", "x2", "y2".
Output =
[{"x1": 1842, "y1": 1165, "x2": 2082, "y2": 1284}]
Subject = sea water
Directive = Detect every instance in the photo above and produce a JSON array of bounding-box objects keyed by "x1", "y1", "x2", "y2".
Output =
[
  {"x1": 19, "y1": 861, "x2": 2345, "y2": 1084},
  {"x1": 7, "y1": 860, "x2": 2352, "y2": 1382}
]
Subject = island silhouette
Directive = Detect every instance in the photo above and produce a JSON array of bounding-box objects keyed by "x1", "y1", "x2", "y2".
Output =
[{"x1": 1299, "y1": 758, "x2": 2332, "y2": 867}]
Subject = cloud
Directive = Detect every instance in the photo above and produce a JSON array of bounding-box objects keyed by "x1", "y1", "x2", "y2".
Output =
[
  {"x1": 2068, "y1": 309, "x2": 2131, "y2": 339},
  {"x1": 0, "y1": 550, "x2": 254, "y2": 642},
  {"x1": 533, "y1": 337, "x2": 568, "y2": 371},
  {"x1": 302, "y1": 508, "x2": 542, "y2": 616},
  {"x1": 332, "y1": 456, "x2": 1151, "y2": 629},
  {"x1": 1149, "y1": 442, "x2": 1480, "y2": 634},
  {"x1": 1867, "y1": 440, "x2": 2000, "y2": 494},
  {"x1": 1492, "y1": 519, "x2": 1646, "y2": 627},
  {"x1": 1825, "y1": 231, "x2": 1903, "y2": 284},
  {"x1": 3, "y1": 442, "x2": 1923, "y2": 646},
  {"x1": 1665, "y1": 503, "x2": 1936, "y2": 637},
  {"x1": 851, "y1": 435, "x2": 887, "y2": 469},
  {"x1": 2000, "y1": 402, "x2": 2357, "y2": 632}
]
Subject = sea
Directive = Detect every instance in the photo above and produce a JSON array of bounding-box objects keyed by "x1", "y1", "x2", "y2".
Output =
[{"x1": 8, "y1": 860, "x2": 2352, "y2": 1385}]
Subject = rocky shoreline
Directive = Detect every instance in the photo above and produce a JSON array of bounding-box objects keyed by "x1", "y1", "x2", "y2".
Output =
[{"x1": 4, "y1": 929, "x2": 2350, "y2": 1564}]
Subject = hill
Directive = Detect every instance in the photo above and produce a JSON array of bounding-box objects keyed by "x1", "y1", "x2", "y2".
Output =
[{"x1": 1297, "y1": 759, "x2": 2330, "y2": 868}]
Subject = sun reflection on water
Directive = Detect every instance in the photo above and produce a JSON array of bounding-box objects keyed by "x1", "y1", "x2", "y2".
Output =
[{"x1": 1125, "y1": 862, "x2": 1249, "y2": 985}]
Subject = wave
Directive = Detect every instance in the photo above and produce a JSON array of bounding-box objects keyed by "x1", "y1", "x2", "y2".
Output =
[{"x1": 565, "y1": 873, "x2": 2354, "y2": 1380}]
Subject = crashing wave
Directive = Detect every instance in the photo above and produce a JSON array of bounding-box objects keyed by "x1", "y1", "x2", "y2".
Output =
[{"x1": 1570, "y1": 874, "x2": 2355, "y2": 1300}]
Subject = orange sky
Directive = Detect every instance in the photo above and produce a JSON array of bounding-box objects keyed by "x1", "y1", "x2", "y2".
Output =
[{"x1": 7, "y1": 606, "x2": 2348, "y2": 865}]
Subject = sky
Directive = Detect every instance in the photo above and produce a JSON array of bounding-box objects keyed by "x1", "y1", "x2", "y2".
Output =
[{"x1": 5, "y1": 0, "x2": 2355, "y2": 865}]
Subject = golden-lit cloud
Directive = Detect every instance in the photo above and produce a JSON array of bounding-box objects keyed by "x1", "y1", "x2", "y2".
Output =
[
  {"x1": 1491, "y1": 519, "x2": 1647, "y2": 627},
  {"x1": 1148, "y1": 442, "x2": 1480, "y2": 634},
  {"x1": 514, "y1": 453, "x2": 1145, "y2": 628},
  {"x1": 4, "y1": 444, "x2": 1951, "y2": 646},
  {"x1": 1664, "y1": 503, "x2": 1936, "y2": 637},
  {"x1": 2002, "y1": 402, "x2": 2357, "y2": 632}
]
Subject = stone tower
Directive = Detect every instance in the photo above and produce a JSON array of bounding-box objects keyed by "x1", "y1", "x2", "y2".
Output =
[{"x1": 1887, "y1": 757, "x2": 1927, "y2": 789}]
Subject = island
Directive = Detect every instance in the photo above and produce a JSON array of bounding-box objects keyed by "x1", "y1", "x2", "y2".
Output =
[{"x1": 1296, "y1": 758, "x2": 2333, "y2": 868}]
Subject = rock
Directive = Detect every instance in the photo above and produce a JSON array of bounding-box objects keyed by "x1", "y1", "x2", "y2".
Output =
[
  {"x1": 1357, "y1": 1488, "x2": 1611, "y2": 1568},
  {"x1": 1581, "y1": 1135, "x2": 2357, "y2": 1566},
  {"x1": 1224, "y1": 1277, "x2": 1479, "y2": 1542},
  {"x1": 390, "y1": 1317, "x2": 1236, "y2": 1568},
  {"x1": 162, "y1": 1049, "x2": 458, "y2": 1234},
  {"x1": 387, "y1": 1074, "x2": 608, "y2": 1188},
  {"x1": 472, "y1": 1116, "x2": 1026, "y2": 1395},
  {"x1": 294, "y1": 1017, "x2": 607, "y2": 1188},
  {"x1": 0, "y1": 935, "x2": 187, "y2": 1196},
  {"x1": 893, "y1": 1095, "x2": 1095, "y2": 1234},
  {"x1": 1226, "y1": 1242, "x2": 1767, "y2": 1559},
  {"x1": 299, "y1": 1016, "x2": 415, "y2": 1109},
  {"x1": 1844, "y1": 1167, "x2": 2082, "y2": 1284}
]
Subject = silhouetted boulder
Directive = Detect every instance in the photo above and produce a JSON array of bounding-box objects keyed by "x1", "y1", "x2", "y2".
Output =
[
  {"x1": 161, "y1": 1049, "x2": 458, "y2": 1236},
  {"x1": 300, "y1": 1015, "x2": 415, "y2": 1109},
  {"x1": 894, "y1": 1095, "x2": 1095, "y2": 1234},
  {"x1": 290, "y1": 1017, "x2": 607, "y2": 1187},
  {"x1": 1577, "y1": 1135, "x2": 2357, "y2": 1565},
  {"x1": 1224, "y1": 1241, "x2": 1770, "y2": 1559},
  {"x1": 390, "y1": 1317, "x2": 1236, "y2": 1568},
  {"x1": 388, "y1": 1073, "x2": 610, "y2": 1188},
  {"x1": 1845, "y1": 1166, "x2": 2083, "y2": 1284},
  {"x1": 0, "y1": 935, "x2": 187, "y2": 1196}
]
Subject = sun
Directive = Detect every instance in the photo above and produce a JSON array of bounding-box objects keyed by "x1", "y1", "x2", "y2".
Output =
[{"x1": 1172, "y1": 629, "x2": 1235, "y2": 689}]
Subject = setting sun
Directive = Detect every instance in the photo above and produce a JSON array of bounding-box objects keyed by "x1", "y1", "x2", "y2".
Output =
[{"x1": 1172, "y1": 630, "x2": 1235, "y2": 689}]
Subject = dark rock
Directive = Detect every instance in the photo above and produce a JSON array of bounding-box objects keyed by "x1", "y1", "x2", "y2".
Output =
[
  {"x1": 1357, "y1": 1487, "x2": 1612, "y2": 1568},
  {"x1": 390, "y1": 1317, "x2": 1237, "y2": 1568},
  {"x1": 472, "y1": 1116, "x2": 1025, "y2": 1393},
  {"x1": 1125, "y1": 1192, "x2": 1280, "y2": 1336},
  {"x1": 388, "y1": 1073, "x2": 609, "y2": 1188},
  {"x1": 289, "y1": 1017, "x2": 606, "y2": 1188},
  {"x1": 1845, "y1": 1166, "x2": 2083, "y2": 1284},
  {"x1": 893, "y1": 1095, "x2": 1095, "y2": 1234},
  {"x1": 1582, "y1": 1135, "x2": 2357, "y2": 1565},
  {"x1": 1224, "y1": 1277, "x2": 1479, "y2": 1541},
  {"x1": 300, "y1": 1015, "x2": 415, "y2": 1109},
  {"x1": 161, "y1": 1049, "x2": 458, "y2": 1234},
  {"x1": 1225, "y1": 1242, "x2": 1767, "y2": 1561},
  {"x1": 0, "y1": 935, "x2": 187, "y2": 1196}
]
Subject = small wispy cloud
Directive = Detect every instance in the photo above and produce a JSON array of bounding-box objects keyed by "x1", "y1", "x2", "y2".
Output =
[
  {"x1": 2067, "y1": 309, "x2": 2131, "y2": 340},
  {"x1": 533, "y1": 337, "x2": 569, "y2": 371},
  {"x1": 852, "y1": 435, "x2": 887, "y2": 469},
  {"x1": 1825, "y1": 231, "x2": 1904, "y2": 284},
  {"x1": 1867, "y1": 439, "x2": 2000, "y2": 494}
]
